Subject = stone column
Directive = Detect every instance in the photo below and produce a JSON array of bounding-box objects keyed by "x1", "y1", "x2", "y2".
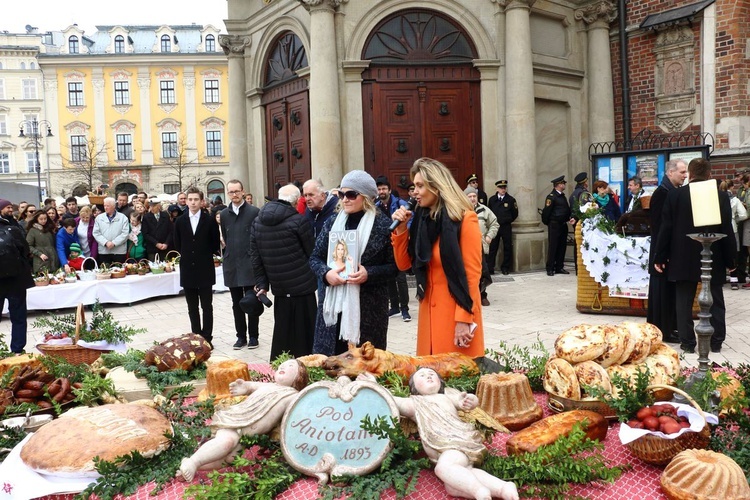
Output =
[
  {"x1": 182, "y1": 68, "x2": 198, "y2": 163},
  {"x1": 220, "y1": 34, "x2": 251, "y2": 188},
  {"x1": 137, "y1": 71, "x2": 154, "y2": 166},
  {"x1": 576, "y1": 1, "x2": 617, "y2": 145},
  {"x1": 300, "y1": 0, "x2": 345, "y2": 188},
  {"x1": 473, "y1": 60, "x2": 502, "y2": 184}
]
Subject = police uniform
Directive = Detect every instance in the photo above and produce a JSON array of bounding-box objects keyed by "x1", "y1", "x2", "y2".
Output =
[
  {"x1": 541, "y1": 175, "x2": 571, "y2": 276},
  {"x1": 466, "y1": 174, "x2": 488, "y2": 207},
  {"x1": 487, "y1": 180, "x2": 519, "y2": 274},
  {"x1": 568, "y1": 171, "x2": 589, "y2": 274}
]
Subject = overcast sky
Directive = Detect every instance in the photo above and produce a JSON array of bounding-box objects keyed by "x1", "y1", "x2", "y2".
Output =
[{"x1": 1, "y1": 0, "x2": 227, "y2": 34}]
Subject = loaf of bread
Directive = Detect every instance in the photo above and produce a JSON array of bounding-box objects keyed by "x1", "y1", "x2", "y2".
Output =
[
  {"x1": 143, "y1": 333, "x2": 212, "y2": 372},
  {"x1": 506, "y1": 409, "x2": 608, "y2": 455}
]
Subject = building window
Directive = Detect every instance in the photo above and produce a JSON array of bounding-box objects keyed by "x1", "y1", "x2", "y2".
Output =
[
  {"x1": 204, "y1": 79, "x2": 219, "y2": 103},
  {"x1": 205, "y1": 34, "x2": 215, "y2": 52},
  {"x1": 114, "y1": 35, "x2": 125, "y2": 54},
  {"x1": 114, "y1": 81, "x2": 130, "y2": 105},
  {"x1": 0, "y1": 79, "x2": 4, "y2": 99},
  {"x1": 22, "y1": 79, "x2": 37, "y2": 99},
  {"x1": 22, "y1": 114, "x2": 38, "y2": 136},
  {"x1": 68, "y1": 82, "x2": 84, "y2": 106},
  {"x1": 163, "y1": 183, "x2": 180, "y2": 195},
  {"x1": 160, "y1": 35, "x2": 171, "y2": 53},
  {"x1": 160, "y1": 80, "x2": 175, "y2": 104},
  {"x1": 0, "y1": 62, "x2": 3, "y2": 69},
  {"x1": 0, "y1": 152, "x2": 9, "y2": 174},
  {"x1": 162, "y1": 132, "x2": 177, "y2": 158},
  {"x1": 69, "y1": 35, "x2": 79, "y2": 54},
  {"x1": 26, "y1": 152, "x2": 37, "y2": 173},
  {"x1": 71, "y1": 135, "x2": 87, "y2": 162},
  {"x1": 30, "y1": 62, "x2": 36, "y2": 69},
  {"x1": 20, "y1": 62, "x2": 26, "y2": 70},
  {"x1": 116, "y1": 134, "x2": 133, "y2": 160},
  {"x1": 206, "y1": 131, "x2": 222, "y2": 157},
  {"x1": 0, "y1": 115, "x2": 7, "y2": 135}
]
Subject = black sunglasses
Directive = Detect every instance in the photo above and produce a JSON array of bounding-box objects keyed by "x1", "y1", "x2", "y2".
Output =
[{"x1": 337, "y1": 190, "x2": 361, "y2": 200}]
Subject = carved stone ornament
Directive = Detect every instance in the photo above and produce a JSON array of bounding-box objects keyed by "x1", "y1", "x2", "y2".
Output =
[
  {"x1": 92, "y1": 79, "x2": 105, "y2": 91},
  {"x1": 183, "y1": 76, "x2": 196, "y2": 91},
  {"x1": 43, "y1": 80, "x2": 58, "y2": 92},
  {"x1": 280, "y1": 377, "x2": 398, "y2": 484},
  {"x1": 219, "y1": 34, "x2": 251, "y2": 56},
  {"x1": 490, "y1": 0, "x2": 537, "y2": 10},
  {"x1": 297, "y1": 0, "x2": 348, "y2": 11},
  {"x1": 137, "y1": 78, "x2": 151, "y2": 89},
  {"x1": 653, "y1": 25, "x2": 695, "y2": 133},
  {"x1": 574, "y1": 1, "x2": 617, "y2": 25}
]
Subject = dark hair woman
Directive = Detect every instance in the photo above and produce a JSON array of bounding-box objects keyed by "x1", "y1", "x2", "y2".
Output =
[
  {"x1": 592, "y1": 180, "x2": 622, "y2": 222},
  {"x1": 44, "y1": 205, "x2": 60, "y2": 232},
  {"x1": 26, "y1": 210, "x2": 60, "y2": 273},
  {"x1": 390, "y1": 157, "x2": 485, "y2": 357}
]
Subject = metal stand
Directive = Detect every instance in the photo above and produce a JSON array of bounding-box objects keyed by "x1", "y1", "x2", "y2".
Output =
[{"x1": 672, "y1": 232, "x2": 725, "y2": 405}]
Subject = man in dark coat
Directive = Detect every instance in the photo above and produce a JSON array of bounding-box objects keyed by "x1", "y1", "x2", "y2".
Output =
[
  {"x1": 541, "y1": 176, "x2": 573, "y2": 276},
  {"x1": 221, "y1": 180, "x2": 263, "y2": 350},
  {"x1": 647, "y1": 159, "x2": 687, "y2": 343},
  {"x1": 568, "y1": 171, "x2": 590, "y2": 274},
  {"x1": 487, "y1": 179, "x2": 519, "y2": 275},
  {"x1": 249, "y1": 184, "x2": 317, "y2": 361},
  {"x1": 142, "y1": 202, "x2": 173, "y2": 261},
  {"x1": 0, "y1": 200, "x2": 35, "y2": 354},
  {"x1": 302, "y1": 178, "x2": 338, "y2": 239},
  {"x1": 376, "y1": 176, "x2": 411, "y2": 321},
  {"x1": 465, "y1": 174, "x2": 488, "y2": 207},
  {"x1": 654, "y1": 158, "x2": 736, "y2": 353},
  {"x1": 173, "y1": 187, "x2": 221, "y2": 347}
]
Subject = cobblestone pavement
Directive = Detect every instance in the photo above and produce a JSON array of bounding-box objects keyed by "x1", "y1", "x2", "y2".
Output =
[{"x1": 3, "y1": 264, "x2": 748, "y2": 369}]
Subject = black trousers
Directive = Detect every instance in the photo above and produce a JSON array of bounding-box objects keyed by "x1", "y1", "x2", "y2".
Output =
[
  {"x1": 646, "y1": 272, "x2": 676, "y2": 338},
  {"x1": 147, "y1": 249, "x2": 169, "y2": 262},
  {"x1": 546, "y1": 221, "x2": 568, "y2": 272},
  {"x1": 184, "y1": 286, "x2": 213, "y2": 343},
  {"x1": 0, "y1": 290, "x2": 28, "y2": 353},
  {"x1": 230, "y1": 286, "x2": 263, "y2": 341},
  {"x1": 737, "y1": 243, "x2": 748, "y2": 283},
  {"x1": 387, "y1": 271, "x2": 409, "y2": 311},
  {"x1": 270, "y1": 294, "x2": 316, "y2": 361},
  {"x1": 488, "y1": 224, "x2": 513, "y2": 273},
  {"x1": 674, "y1": 280, "x2": 726, "y2": 349},
  {"x1": 98, "y1": 253, "x2": 125, "y2": 265}
]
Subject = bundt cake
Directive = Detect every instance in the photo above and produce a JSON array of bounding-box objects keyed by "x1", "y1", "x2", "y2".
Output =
[
  {"x1": 476, "y1": 372, "x2": 543, "y2": 431},
  {"x1": 197, "y1": 358, "x2": 250, "y2": 402},
  {"x1": 661, "y1": 449, "x2": 750, "y2": 500}
]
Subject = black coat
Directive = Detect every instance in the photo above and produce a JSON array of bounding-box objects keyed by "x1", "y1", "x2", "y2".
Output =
[
  {"x1": 141, "y1": 211, "x2": 173, "y2": 254},
  {"x1": 0, "y1": 217, "x2": 34, "y2": 294},
  {"x1": 488, "y1": 192, "x2": 519, "y2": 225},
  {"x1": 655, "y1": 181, "x2": 736, "y2": 284},
  {"x1": 541, "y1": 190, "x2": 571, "y2": 225},
  {"x1": 173, "y1": 210, "x2": 220, "y2": 288},
  {"x1": 220, "y1": 202, "x2": 260, "y2": 288},
  {"x1": 249, "y1": 200, "x2": 317, "y2": 296}
]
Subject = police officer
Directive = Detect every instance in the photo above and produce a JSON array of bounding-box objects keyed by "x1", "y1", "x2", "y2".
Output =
[
  {"x1": 568, "y1": 172, "x2": 590, "y2": 274},
  {"x1": 465, "y1": 174, "x2": 488, "y2": 207},
  {"x1": 487, "y1": 180, "x2": 519, "y2": 275},
  {"x1": 541, "y1": 176, "x2": 573, "y2": 276}
]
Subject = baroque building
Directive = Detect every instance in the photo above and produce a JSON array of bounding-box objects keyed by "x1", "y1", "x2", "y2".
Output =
[
  {"x1": 223, "y1": 0, "x2": 620, "y2": 270},
  {"x1": 38, "y1": 23, "x2": 231, "y2": 200}
]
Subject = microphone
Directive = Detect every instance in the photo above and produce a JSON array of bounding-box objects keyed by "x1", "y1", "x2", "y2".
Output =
[{"x1": 389, "y1": 198, "x2": 417, "y2": 233}]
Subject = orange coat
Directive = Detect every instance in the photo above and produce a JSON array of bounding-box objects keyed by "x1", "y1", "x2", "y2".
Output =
[{"x1": 392, "y1": 211, "x2": 484, "y2": 357}]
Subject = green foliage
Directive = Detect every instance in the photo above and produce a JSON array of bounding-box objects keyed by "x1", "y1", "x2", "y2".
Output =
[
  {"x1": 485, "y1": 337, "x2": 550, "y2": 392},
  {"x1": 184, "y1": 435, "x2": 301, "y2": 500},
  {"x1": 677, "y1": 370, "x2": 730, "y2": 412},
  {"x1": 72, "y1": 372, "x2": 118, "y2": 406},
  {"x1": 708, "y1": 364, "x2": 750, "y2": 479},
  {"x1": 33, "y1": 301, "x2": 144, "y2": 344},
  {"x1": 443, "y1": 365, "x2": 481, "y2": 394},
  {"x1": 99, "y1": 348, "x2": 206, "y2": 395},
  {"x1": 318, "y1": 415, "x2": 430, "y2": 500},
  {"x1": 38, "y1": 355, "x2": 89, "y2": 383},
  {"x1": 481, "y1": 423, "x2": 628, "y2": 499},
  {"x1": 78, "y1": 391, "x2": 215, "y2": 500},
  {"x1": 588, "y1": 365, "x2": 653, "y2": 422},
  {"x1": 376, "y1": 370, "x2": 411, "y2": 398}
]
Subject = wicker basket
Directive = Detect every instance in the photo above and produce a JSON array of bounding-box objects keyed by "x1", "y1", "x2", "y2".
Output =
[
  {"x1": 165, "y1": 250, "x2": 180, "y2": 271},
  {"x1": 88, "y1": 195, "x2": 105, "y2": 206},
  {"x1": 77, "y1": 257, "x2": 98, "y2": 281},
  {"x1": 149, "y1": 254, "x2": 165, "y2": 274},
  {"x1": 625, "y1": 384, "x2": 711, "y2": 466},
  {"x1": 547, "y1": 392, "x2": 618, "y2": 420},
  {"x1": 109, "y1": 266, "x2": 127, "y2": 279},
  {"x1": 36, "y1": 304, "x2": 110, "y2": 365}
]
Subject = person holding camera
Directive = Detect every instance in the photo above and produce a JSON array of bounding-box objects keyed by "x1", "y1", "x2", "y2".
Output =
[{"x1": 249, "y1": 184, "x2": 317, "y2": 360}]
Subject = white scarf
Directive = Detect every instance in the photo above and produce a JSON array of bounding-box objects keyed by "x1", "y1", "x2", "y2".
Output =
[{"x1": 322, "y1": 210, "x2": 375, "y2": 345}]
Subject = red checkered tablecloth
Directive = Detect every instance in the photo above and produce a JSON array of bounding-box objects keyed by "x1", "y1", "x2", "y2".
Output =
[{"x1": 39, "y1": 393, "x2": 668, "y2": 500}]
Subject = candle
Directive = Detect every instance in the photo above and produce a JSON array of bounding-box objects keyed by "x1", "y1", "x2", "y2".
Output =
[{"x1": 689, "y1": 180, "x2": 721, "y2": 227}]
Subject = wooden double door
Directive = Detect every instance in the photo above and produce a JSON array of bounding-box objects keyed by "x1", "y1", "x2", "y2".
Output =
[{"x1": 363, "y1": 74, "x2": 482, "y2": 195}]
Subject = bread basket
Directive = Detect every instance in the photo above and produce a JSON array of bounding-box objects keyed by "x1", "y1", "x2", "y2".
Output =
[
  {"x1": 547, "y1": 392, "x2": 618, "y2": 420},
  {"x1": 625, "y1": 384, "x2": 711, "y2": 466},
  {"x1": 36, "y1": 303, "x2": 110, "y2": 365}
]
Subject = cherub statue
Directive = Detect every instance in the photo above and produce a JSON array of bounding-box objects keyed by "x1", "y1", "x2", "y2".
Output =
[
  {"x1": 177, "y1": 359, "x2": 308, "y2": 482},
  {"x1": 360, "y1": 368, "x2": 518, "y2": 500}
]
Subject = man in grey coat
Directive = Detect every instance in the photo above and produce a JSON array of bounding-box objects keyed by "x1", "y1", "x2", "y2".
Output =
[
  {"x1": 220, "y1": 180, "x2": 264, "y2": 350},
  {"x1": 92, "y1": 197, "x2": 130, "y2": 265}
]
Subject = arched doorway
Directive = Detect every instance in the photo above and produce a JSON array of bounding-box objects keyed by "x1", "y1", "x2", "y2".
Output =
[
  {"x1": 261, "y1": 32, "x2": 311, "y2": 197},
  {"x1": 206, "y1": 179, "x2": 225, "y2": 203},
  {"x1": 115, "y1": 182, "x2": 138, "y2": 195},
  {"x1": 361, "y1": 10, "x2": 482, "y2": 194}
]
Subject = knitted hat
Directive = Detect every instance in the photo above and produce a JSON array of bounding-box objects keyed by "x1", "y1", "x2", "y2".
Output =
[
  {"x1": 69, "y1": 243, "x2": 82, "y2": 255},
  {"x1": 0, "y1": 199, "x2": 11, "y2": 211},
  {"x1": 340, "y1": 170, "x2": 378, "y2": 199},
  {"x1": 464, "y1": 186, "x2": 478, "y2": 195}
]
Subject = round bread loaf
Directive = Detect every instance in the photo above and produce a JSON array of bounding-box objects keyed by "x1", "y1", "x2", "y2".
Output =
[
  {"x1": 606, "y1": 363, "x2": 645, "y2": 398},
  {"x1": 643, "y1": 355, "x2": 673, "y2": 386},
  {"x1": 543, "y1": 358, "x2": 581, "y2": 400},
  {"x1": 20, "y1": 404, "x2": 172, "y2": 478},
  {"x1": 622, "y1": 321, "x2": 662, "y2": 355},
  {"x1": 143, "y1": 333, "x2": 212, "y2": 372},
  {"x1": 593, "y1": 324, "x2": 628, "y2": 368},
  {"x1": 620, "y1": 322, "x2": 651, "y2": 364},
  {"x1": 651, "y1": 342, "x2": 680, "y2": 375},
  {"x1": 554, "y1": 324, "x2": 607, "y2": 363},
  {"x1": 575, "y1": 360, "x2": 612, "y2": 397},
  {"x1": 611, "y1": 323, "x2": 637, "y2": 366},
  {"x1": 661, "y1": 449, "x2": 750, "y2": 500}
]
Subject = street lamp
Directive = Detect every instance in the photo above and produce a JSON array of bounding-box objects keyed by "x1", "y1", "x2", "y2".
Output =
[{"x1": 18, "y1": 118, "x2": 53, "y2": 205}]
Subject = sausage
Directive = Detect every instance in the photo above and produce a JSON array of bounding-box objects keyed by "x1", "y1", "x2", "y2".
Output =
[
  {"x1": 72, "y1": 382, "x2": 83, "y2": 389},
  {"x1": 15, "y1": 389, "x2": 43, "y2": 399},
  {"x1": 37, "y1": 400, "x2": 53, "y2": 409},
  {"x1": 53, "y1": 378, "x2": 71, "y2": 403},
  {"x1": 47, "y1": 379, "x2": 62, "y2": 396},
  {"x1": 22, "y1": 380, "x2": 45, "y2": 391},
  {"x1": 15, "y1": 397, "x2": 37, "y2": 404}
]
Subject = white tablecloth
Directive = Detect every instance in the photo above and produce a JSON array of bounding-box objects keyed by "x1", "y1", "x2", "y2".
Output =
[{"x1": 2, "y1": 266, "x2": 227, "y2": 313}]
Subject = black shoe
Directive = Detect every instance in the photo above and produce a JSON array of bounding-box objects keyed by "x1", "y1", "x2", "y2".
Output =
[
  {"x1": 680, "y1": 344, "x2": 695, "y2": 354},
  {"x1": 555, "y1": 268, "x2": 570, "y2": 275},
  {"x1": 501, "y1": 270, "x2": 509, "y2": 275},
  {"x1": 233, "y1": 339, "x2": 247, "y2": 350},
  {"x1": 547, "y1": 270, "x2": 554, "y2": 276},
  {"x1": 711, "y1": 345, "x2": 722, "y2": 353},
  {"x1": 388, "y1": 307, "x2": 400, "y2": 317},
  {"x1": 481, "y1": 297, "x2": 490, "y2": 306},
  {"x1": 247, "y1": 337, "x2": 259, "y2": 349},
  {"x1": 662, "y1": 335, "x2": 681, "y2": 344}
]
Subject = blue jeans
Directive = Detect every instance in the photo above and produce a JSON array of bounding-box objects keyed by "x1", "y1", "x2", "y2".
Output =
[{"x1": 1, "y1": 290, "x2": 28, "y2": 353}]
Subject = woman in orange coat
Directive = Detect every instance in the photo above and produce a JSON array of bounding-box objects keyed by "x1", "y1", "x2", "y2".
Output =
[{"x1": 391, "y1": 157, "x2": 485, "y2": 357}]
